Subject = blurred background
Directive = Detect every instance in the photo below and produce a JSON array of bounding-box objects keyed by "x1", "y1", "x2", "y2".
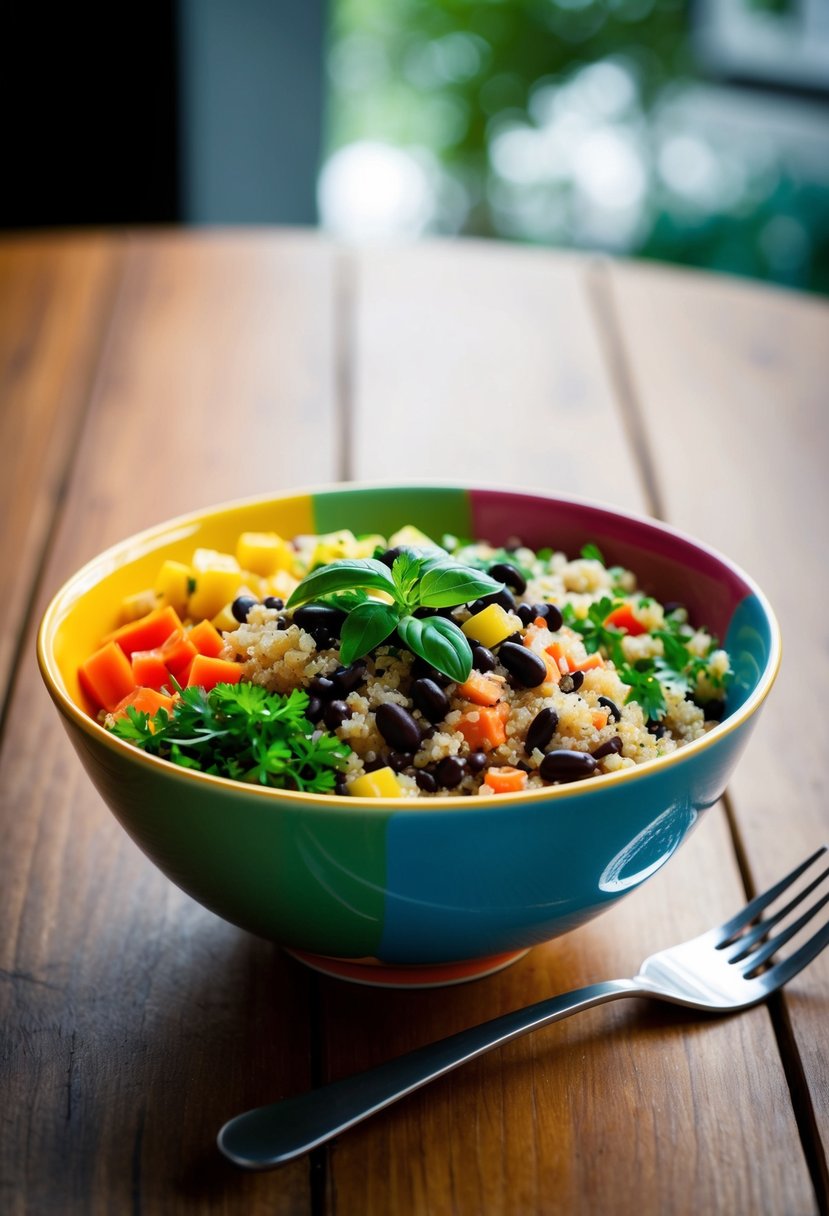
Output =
[{"x1": 4, "y1": 0, "x2": 827, "y2": 293}]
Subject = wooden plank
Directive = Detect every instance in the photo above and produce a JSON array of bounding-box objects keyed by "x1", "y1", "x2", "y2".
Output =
[
  {"x1": 319, "y1": 242, "x2": 816, "y2": 1214},
  {"x1": 0, "y1": 233, "x2": 121, "y2": 710},
  {"x1": 605, "y1": 260, "x2": 829, "y2": 1190},
  {"x1": 0, "y1": 232, "x2": 340, "y2": 1215}
]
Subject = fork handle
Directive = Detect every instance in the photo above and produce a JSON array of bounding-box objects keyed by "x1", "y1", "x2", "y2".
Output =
[{"x1": 218, "y1": 977, "x2": 643, "y2": 1169}]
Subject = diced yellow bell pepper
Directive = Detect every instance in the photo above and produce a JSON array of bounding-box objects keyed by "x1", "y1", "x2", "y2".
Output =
[
  {"x1": 347, "y1": 767, "x2": 403, "y2": 798},
  {"x1": 154, "y1": 559, "x2": 192, "y2": 616},
  {"x1": 235, "y1": 531, "x2": 294, "y2": 577},
  {"x1": 117, "y1": 588, "x2": 160, "y2": 625},
  {"x1": 309, "y1": 529, "x2": 358, "y2": 568},
  {"x1": 462, "y1": 603, "x2": 522, "y2": 649},
  {"x1": 187, "y1": 549, "x2": 243, "y2": 621},
  {"x1": 387, "y1": 524, "x2": 440, "y2": 550},
  {"x1": 211, "y1": 604, "x2": 238, "y2": 633}
]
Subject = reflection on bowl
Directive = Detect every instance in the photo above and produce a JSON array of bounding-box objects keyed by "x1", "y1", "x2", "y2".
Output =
[{"x1": 37, "y1": 484, "x2": 780, "y2": 987}]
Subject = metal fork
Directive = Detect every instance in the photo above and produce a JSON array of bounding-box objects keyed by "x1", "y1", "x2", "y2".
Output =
[{"x1": 218, "y1": 846, "x2": 829, "y2": 1170}]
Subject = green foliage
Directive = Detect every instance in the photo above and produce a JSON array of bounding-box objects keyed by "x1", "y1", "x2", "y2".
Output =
[{"x1": 108, "y1": 683, "x2": 352, "y2": 793}]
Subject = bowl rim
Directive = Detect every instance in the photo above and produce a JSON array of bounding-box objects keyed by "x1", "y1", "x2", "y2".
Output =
[{"x1": 37, "y1": 479, "x2": 782, "y2": 813}]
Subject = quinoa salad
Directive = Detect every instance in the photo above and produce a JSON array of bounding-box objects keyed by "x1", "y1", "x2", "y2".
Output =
[{"x1": 79, "y1": 523, "x2": 732, "y2": 799}]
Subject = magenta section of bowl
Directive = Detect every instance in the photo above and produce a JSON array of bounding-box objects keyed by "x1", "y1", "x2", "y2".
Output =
[{"x1": 469, "y1": 488, "x2": 750, "y2": 639}]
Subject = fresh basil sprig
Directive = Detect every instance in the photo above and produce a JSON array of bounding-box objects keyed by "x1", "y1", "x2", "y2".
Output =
[{"x1": 286, "y1": 547, "x2": 504, "y2": 682}]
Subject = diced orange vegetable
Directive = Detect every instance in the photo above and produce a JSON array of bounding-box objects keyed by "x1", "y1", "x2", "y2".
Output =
[
  {"x1": 545, "y1": 640, "x2": 604, "y2": 674},
  {"x1": 592, "y1": 709, "x2": 610, "y2": 730},
  {"x1": 455, "y1": 670, "x2": 503, "y2": 706},
  {"x1": 604, "y1": 604, "x2": 647, "y2": 637},
  {"x1": 188, "y1": 618, "x2": 225, "y2": 658},
  {"x1": 155, "y1": 629, "x2": 198, "y2": 678},
  {"x1": 79, "y1": 641, "x2": 137, "y2": 712},
  {"x1": 484, "y1": 766, "x2": 528, "y2": 794},
  {"x1": 110, "y1": 686, "x2": 174, "y2": 723},
  {"x1": 186, "y1": 654, "x2": 243, "y2": 692},
  {"x1": 455, "y1": 706, "x2": 507, "y2": 751},
  {"x1": 104, "y1": 605, "x2": 183, "y2": 657},
  {"x1": 131, "y1": 651, "x2": 172, "y2": 692}
]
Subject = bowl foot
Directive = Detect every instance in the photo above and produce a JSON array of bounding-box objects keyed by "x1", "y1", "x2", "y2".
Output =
[{"x1": 285, "y1": 946, "x2": 531, "y2": 988}]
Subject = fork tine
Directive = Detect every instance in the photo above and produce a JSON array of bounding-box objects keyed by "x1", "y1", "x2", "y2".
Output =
[
  {"x1": 716, "y1": 846, "x2": 828, "y2": 945},
  {"x1": 727, "y1": 865, "x2": 829, "y2": 960},
  {"x1": 736, "y1": 890, "x2": 829, "y2": 973},
  {"x1": 759, "y1": 917, "x2": 829, "y2": 994}
]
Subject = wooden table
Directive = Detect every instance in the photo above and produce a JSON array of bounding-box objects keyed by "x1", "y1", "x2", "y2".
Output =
[{"x1": 2, "y1": 230, "x2": 827, "y2": 1216}]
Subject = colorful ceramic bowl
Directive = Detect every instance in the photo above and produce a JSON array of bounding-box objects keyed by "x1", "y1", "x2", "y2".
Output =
[{"x1": 37, "y1": 484, "x2": 780, "y2": 987}]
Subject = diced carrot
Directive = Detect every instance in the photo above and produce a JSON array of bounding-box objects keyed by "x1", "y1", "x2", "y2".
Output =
[
  {"x1": 484, "y1": 766, "x2": 528, "y2": 794},
  {"x1": 545, "y1": 641, "x2": 604, "y2": 674},
  {"x1": 455, "y1": 706, "x2": 507, "y2": 751},
  {"x1": 533, "y1": 616, "x2": 548, "y2": 628},
  {"x1": 131, "y1": 651, "x2": 172, "y2": 692},
  {"x1": 186, "y1": 654, "x2": 243, "y2": 692},
  {"x1": 155, "y1": 629, "x2": 198, "y2": 678},
  {"x1": 104, "y1": 605, "x2": 183, "y2": 657},
  {"x1": 604, "y1": 604, "x2": 647, "y2": 637},
  {"x1": 574, "y1": 652, "x2": 605, "y2": 672},
  {"x1": 455, "y1": 670, "x2": 503, "y2": 706},
  {"x1": 592, "y1": 709, "x2": 610, "y2": 730},
  {"x1": 79, "y1": 641, "x2": 137, "y2": 712},
  {"x1": 110, "y1": 686, "x2": 174, "y2": 723},
  {"x1": 188, "y1": 618, "x2": 225, "y2": 658}
]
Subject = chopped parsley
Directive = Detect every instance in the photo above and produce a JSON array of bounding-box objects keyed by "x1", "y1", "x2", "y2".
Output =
[{"x1": 108, "y1": 682, "x2": 352, "y2": 792}]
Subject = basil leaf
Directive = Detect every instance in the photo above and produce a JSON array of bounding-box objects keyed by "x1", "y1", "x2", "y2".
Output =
[
  {"x1": 286, "y1": 558, "x2": 396, "y2": 609},
  {"x1": 390, "y1": 550, "x2": 423, "y2": 603},
  {"x1": 418, "y1": 564, "x2": 504, "y2": 609},
  {"x1": 339, "y1": 601, "x2": 399, "y2": 665},
  {"x1": 397, "y1": 615, "x2": 473, "y2": 683}
]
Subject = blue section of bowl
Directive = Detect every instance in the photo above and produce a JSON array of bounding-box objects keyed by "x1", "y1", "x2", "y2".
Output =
[
  {"x1": 724, "y1": 593, "x2": 775, "y2": 713},
  {"x1": 378, "y1": 716, "x2": 758, "y2": 964}
]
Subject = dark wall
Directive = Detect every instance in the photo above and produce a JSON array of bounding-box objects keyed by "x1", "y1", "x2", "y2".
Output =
[
  {"x1": 1, "y1": 2, "x2": 325, "y2": 230},
  {"x1": 2, "y1": 5, "x2": 180, "y2": 228}
]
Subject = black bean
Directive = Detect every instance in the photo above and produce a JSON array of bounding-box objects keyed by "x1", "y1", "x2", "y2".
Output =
[
  {"x1": 466, "y1": 751, "x2": 488, "y2": 773},
  {"x1": 592, "y1": 736, "x2": 623, "y2": 760},
  {"x1": 598, "y1": 696, "x2": 622, "y2": 722},
  {"x1": 499, "y1": 642, "x2": 548, "y2": 688},
  {"x1": 378, "y1": 545, "x2": 414, "y2": 569},
  {"x1": 411, "y1": 678, "x2": 450, "y2": 724},
  {"x1": 335, "y1": 778, "x2": 350, "y2": 797},
  {"x1": 331, "y1": 661, "x2": 367, "y2": 694},
  {"x1": 231, "y1": 595, "x2": 259, "y2": 623},
  {"x1": 308, "y1": 675, "x2": 336, "y2": 699},
  {"x1": 537, "y1": 602, "x2": 563, "y2": 632},
  {"x1": 559, "y1": 670, "x2": 584, "y2": 694},
  {"x1": 470, "y1": 588, "x2": 516, "y2": 614},
  {"x1": 539, "y1": 750, "x2": 598, "y2": 784},
  {"x1": 415, "y1": 769, "x2": 438, "y2": 793},
  {"x1": 525, "y1": 707, "x2": 559, "y2": 755},
  {"x1": 364, "y1": 755, "x2": 386, "y2": 772},
  {"x1": 469, "y1": 644, "x2": 496, "y2": 673},
  {"x1": 305, "y1": 696, "x2": 323, "y2": 724},
  {"x1": 323, "y1": 700, "x2": 352, "y2": 730},
  {"x1": 263, "y1": 596, "x2": 284, "y2": 611},
  {"x1": 411, "y1": 657, "x2": 451, "y2": 687},
  {"x1": 647, "y1": 719, "x2": 666, "y2": 738},
  {"x1": 435, "y1": 755, "x2": 466, "y2": 789},
  {"x1": 699, "y1": 699, "x2": 726, "y2": 722},
  {"x1": 488, "y1": 562, "x2": 527, "y2": 595},
  {"x1": 375, "y1": 703, "x2": 422, "y2": 752},
  {"x1": 517, "y1": 604, "x2": 535, "y2": 627},
  {"x1": 387, "y1": 751, "x2": 415, "y2": 773},
  {"x1": 293, "y1": 603, "x2": 347, "y2": 642}
]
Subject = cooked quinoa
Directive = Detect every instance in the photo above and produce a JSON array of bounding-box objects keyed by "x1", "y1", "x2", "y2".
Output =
[{"x1": 218, "y1": 530, "x2": 731, "y2": 798}]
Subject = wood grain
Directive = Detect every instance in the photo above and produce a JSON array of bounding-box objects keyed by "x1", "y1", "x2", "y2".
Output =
[
  {"x1": 320, "y1": 242, "x2": 817, "y2": 1215},
  {"x1": 1, "y1": 231, "x2": 340, "y2": 1215},
  {"x1": 0, "y1": 233, "x2": 120, "y2": 711},
  {"x1": 605, "y1": 260, "x2": 829, "y2": 1193}
]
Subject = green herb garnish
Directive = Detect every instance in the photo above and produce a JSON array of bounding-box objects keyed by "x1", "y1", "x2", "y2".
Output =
[
  {"x1": 580, "y1": 542, "x2": 605, "y2": 564},
  {"x1": 286, "y1": 548, "x2": 504, "y2": 682},
  {"x1": 108, "y1": 683, "x2": 351, "y2": 792}
]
